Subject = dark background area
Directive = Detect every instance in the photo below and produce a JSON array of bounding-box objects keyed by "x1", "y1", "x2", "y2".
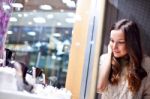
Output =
[{"x1": 102, "y1": 0, "x2": 150, "y2": 56}]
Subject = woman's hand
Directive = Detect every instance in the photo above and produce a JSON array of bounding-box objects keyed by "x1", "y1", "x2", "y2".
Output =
[
  {"x1": 108, "y1": 43, "x2": 112, "y2": 54},
  {"x1": 97, "y1": 43, "x2": 112, "y2": 93}
]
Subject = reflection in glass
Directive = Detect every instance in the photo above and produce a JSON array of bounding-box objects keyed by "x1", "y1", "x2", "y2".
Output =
[
  {"x1": 0, "y1": 0, "x2": 14, "y2": 66},
  {"x1": 6, "y1": 0, "x2": 77, "y2": 88}
]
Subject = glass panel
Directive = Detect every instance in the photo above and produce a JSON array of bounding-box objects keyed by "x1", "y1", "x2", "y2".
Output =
[{"x1": 6, "y1": 0, "x2": 78, "y2": 88}]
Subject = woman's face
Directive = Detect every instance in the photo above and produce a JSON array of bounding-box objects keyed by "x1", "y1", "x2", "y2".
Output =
[{"x1": 110, "y1": 29, "x2": 128, "y2": 58}]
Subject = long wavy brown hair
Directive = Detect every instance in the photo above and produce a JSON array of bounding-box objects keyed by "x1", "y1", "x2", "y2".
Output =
[{"x1": 108, "y1": 19, "x2": 147, "y2": 94}]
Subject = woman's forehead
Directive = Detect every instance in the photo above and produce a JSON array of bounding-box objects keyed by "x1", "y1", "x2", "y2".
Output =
[{"x1": 110, "y1": 30, "x2": 125, "y2": 40}]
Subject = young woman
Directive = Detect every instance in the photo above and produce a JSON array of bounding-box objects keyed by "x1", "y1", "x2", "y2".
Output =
[{"x1": 97, "y1": 19, "x2": 150, "y2": 99}]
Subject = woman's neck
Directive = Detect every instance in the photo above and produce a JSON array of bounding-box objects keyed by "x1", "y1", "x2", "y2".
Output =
[{"x1": 116, "y1": 54, "x2": 129, "y2": 66}]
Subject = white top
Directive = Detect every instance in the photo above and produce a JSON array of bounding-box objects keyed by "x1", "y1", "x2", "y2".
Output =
[{"x1": 99, "y1": 54, "x2": 150, "y2": 99}]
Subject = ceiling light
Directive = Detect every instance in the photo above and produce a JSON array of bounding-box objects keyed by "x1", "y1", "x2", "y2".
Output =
[
  {"x1": 27, "y1": 31, "x2": 36, "y2": 36},
  {"x1": 62, "y1": 0, "x2": 76, "y2": 8},
  {"x1": 53, "y1": 33, "x2": 61, "y2": 37},
  {"x1": 67, "y1": 12, "x2": 75, "y2": 17},
  {"x1": 2, "y1": 3, "x2": 11, "y2": 10},
  {"x1": 66, "y1": 1, "x2": 76, "y2": 8},
  {"x1": 10, "y1": 17, "x2": 17, "y2": 22},
  {"x1": 47, "y1": 14, "x2": 54, "y2": 19},
  {"x1": 23, "y1": 13, "x2": 28, "y2": 17},
  {"x1": 28, "y1": 22, "x2": 33, "y2": 25},
  {"x1": 39, "y1": 5, "x2": 52, "y2": 10},
  {"x1": 57, "y1": 22, "x2": 62, "y2": 26},
  {"x1": 12, "y1": 3, "x2": 23, "y2": 8},
  {"x1": 33, "y1": 17, "x2": 46, "y2": 23},
  {"x1": 65, "y1": 18, "x2": 75, "y2": 23},
  {"x1": 18, "y1": 14, "x2": 22, "y2": 17},
  {"x1": 7, "y1": 31, "x2": 13, "y2": 34},
  {"x1": 62, "y1": 0, "x2": 69, "y2": 4}
]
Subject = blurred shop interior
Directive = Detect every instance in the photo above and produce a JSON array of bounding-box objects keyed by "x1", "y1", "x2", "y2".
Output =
[
  {"x1": 6, "y1": 0, "x2": 77, "y2": 88},
  {"x1": 2, "y1": 0, "x2": 150, "y2": 99}
]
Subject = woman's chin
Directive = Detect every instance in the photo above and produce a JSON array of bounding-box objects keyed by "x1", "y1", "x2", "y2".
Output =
[
  {"x1": 113, "y1": 53, "x2": 127, "y2": 58},
  {"x1": 113, "y1": 53, "x2": 122, "y2": 58}
]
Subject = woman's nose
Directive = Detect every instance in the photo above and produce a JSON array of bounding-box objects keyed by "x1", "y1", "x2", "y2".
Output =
[{"x1": 112, "y1": 42, "x2": 118, "y2": 49}]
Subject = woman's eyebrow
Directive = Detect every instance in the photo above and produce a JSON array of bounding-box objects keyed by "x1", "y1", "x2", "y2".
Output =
[
  {"x1": 109, "y1": 38, "x2": 125, "y2": 41},
  {"x1": 119, "y1": 39, "x2": 125, "y2": 41}
]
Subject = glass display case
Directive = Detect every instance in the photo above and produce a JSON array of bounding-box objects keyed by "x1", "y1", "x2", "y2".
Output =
[{"x1": 5, "y1": 0, "x2": 78, "y2": 88}]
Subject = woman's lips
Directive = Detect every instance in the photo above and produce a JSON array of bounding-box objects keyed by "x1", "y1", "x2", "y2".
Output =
[{"x1": 113, "y1": 50, "x2": 120, "y2": 53}]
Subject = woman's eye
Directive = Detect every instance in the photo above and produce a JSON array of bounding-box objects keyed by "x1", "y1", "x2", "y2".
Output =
[
  {"x1": 118, "y1": 41, "x2": 125, "y2": 44},
  {"x1": 110, "y1": 39, "x2": 125, "y2": 45}
]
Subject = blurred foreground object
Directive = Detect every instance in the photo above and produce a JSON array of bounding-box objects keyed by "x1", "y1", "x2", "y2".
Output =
[
  {"x1": 0, "y1": 0, "x2": 14, "y2": 57},
  {"x1": 0, "y1": 67, "x2": 17, "y2": 91}
]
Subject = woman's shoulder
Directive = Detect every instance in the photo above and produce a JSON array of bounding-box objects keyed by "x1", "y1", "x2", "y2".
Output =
[
  {"x1": 99, "y1": 53, "x2": 108, "y2": 63},
  {"x1": 100, "y1": 53, "x2": 108, "y2": 59},
  {"x1": 140, "y1": 55, "x2": 150, "y2": 99},
  {"x1": 142, "y1": 55, "x2": 150, "y2": 73}
]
